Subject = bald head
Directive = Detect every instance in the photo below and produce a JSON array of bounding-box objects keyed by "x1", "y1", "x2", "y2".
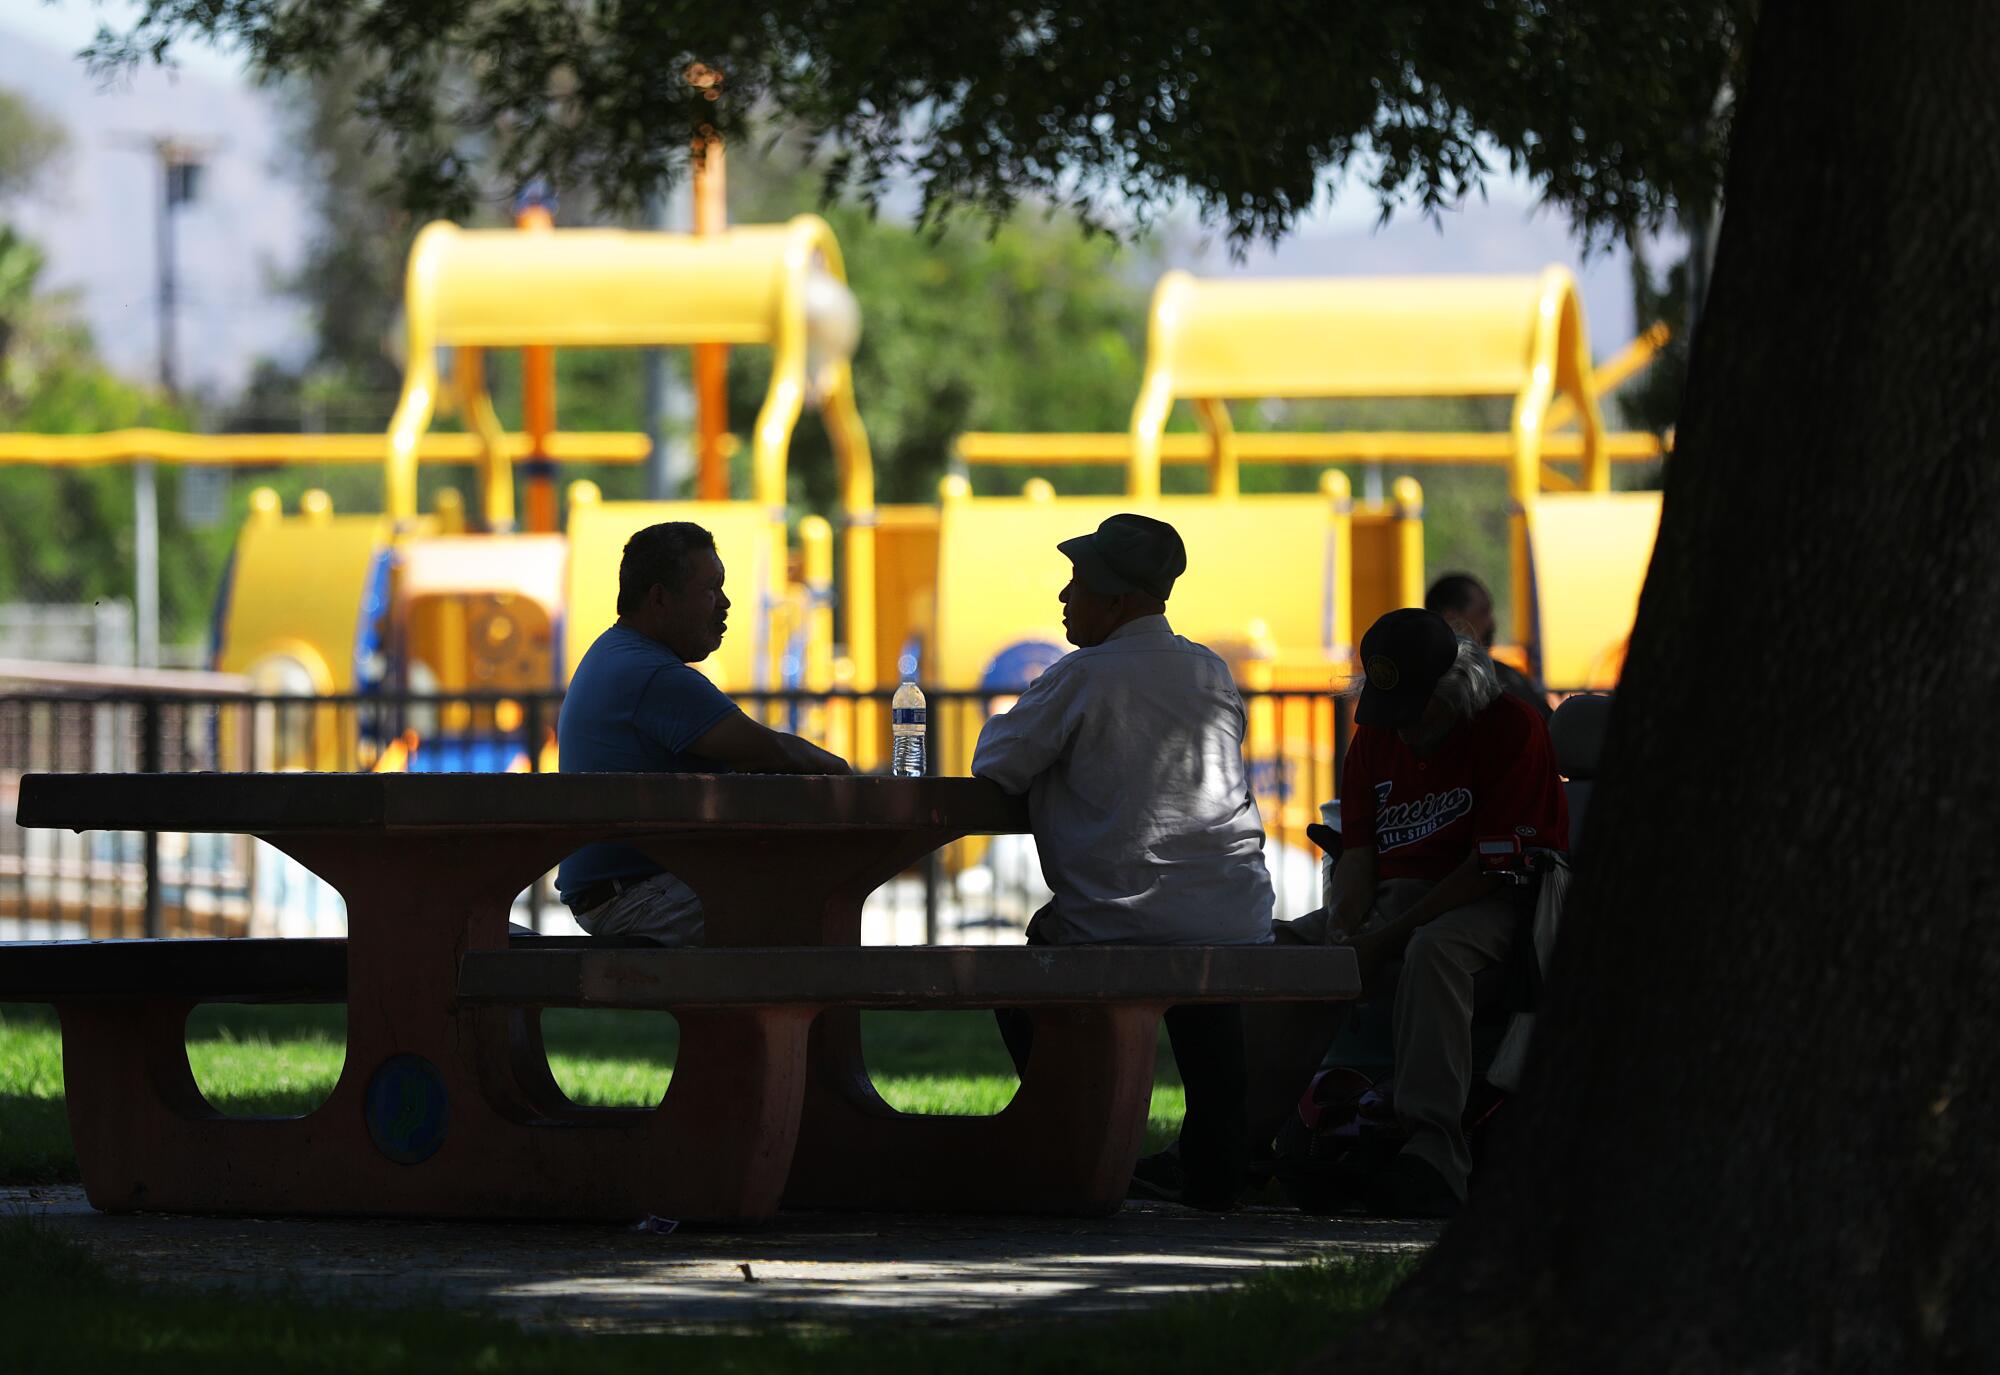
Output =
[{"x1": 1425, "y1": 572, "x2": 1495, "y2": 648}]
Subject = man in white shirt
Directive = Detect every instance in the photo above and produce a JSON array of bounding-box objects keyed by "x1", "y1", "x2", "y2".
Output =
[{"x1": 972, "y1": 513, "x2": 1274, "y2": 1208}]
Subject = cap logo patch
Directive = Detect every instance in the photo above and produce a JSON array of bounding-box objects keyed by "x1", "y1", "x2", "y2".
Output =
[{"x1": 1365, "y1": 655, "x2": 1401, "y2": 690}]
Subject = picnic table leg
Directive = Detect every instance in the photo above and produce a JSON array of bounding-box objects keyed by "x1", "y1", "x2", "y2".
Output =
[
  {"x1": 49, "y1": 996, "x2": 300, "y2": 1213},
  {"x1": 299, "y1": 834, "x2": 819, "y2": 1224},
  {"x1": 785, "y1": 1003, "x2": 1163, "y2": 1215},
  {"x1": 468, "y1": 1003, "x2": 821, "y2": 1222},
  {"x1": 462, "y1": 1003, "x2": 819, "y2": 1223},
  {"x1": 47, "y1": 834, "x2": 816, "y2": 1223},
  {"x1": 467, "y1": 1004, "x2": 572, "y2": 1120},
  {"x1": 637, "y1": 1007, "x2": 819, "y2": 1221}
]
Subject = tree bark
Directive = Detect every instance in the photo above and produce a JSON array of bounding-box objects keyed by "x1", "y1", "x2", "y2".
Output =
[{"x1": 1303, "y1": 3, "x2": 2000, "y2": 1370}]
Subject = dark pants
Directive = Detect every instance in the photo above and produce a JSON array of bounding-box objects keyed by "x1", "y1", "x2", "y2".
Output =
[{"x1": 996, "y1": 1001, "x2": 1250, "y2": 1207}]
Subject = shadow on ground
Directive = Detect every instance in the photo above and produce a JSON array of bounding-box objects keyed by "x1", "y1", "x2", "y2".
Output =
[{"x1": 6, "y1": 1186, "x2": 1436, "y2": 1334}]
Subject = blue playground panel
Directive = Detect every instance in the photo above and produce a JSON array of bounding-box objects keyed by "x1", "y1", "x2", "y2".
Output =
[{"x1": 405, "y1": 735, "x2": 528, "y2": 773}]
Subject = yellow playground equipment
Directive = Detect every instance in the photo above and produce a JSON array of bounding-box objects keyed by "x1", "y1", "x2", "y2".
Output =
[
  {"x1": 375, "y1": 214, "x2": 875, "y2": 699},
  {"x1": 0, "y1": 208, "x2": 879, "y2": 768},
  {"x1": 922, "y1": 266, "x2": 1667, "y2": 833},
  {"x1": 222, "y1": 212, "x2": 875, "y2": 766},
  {"x1": 943, "y1": 266, "x2": 1667, "y2": 695},
  {"x1": 0, "y1": 198, "x2": 1668, "y2": 795}
]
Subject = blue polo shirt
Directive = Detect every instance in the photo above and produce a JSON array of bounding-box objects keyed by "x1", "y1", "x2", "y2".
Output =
[{"x1": 555, "y1": 625, "x2": 740, "y2": 904}]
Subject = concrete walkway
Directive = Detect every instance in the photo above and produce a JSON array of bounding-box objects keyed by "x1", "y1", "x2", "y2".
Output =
[{"x1": 6, "y1": 1185, "x2": 1437, "y2": 1333}]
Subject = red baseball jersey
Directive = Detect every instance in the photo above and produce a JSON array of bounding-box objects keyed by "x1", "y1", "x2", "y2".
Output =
[{"x1": 1339, "y1": 693, "x2": 1570, "y2": 881}]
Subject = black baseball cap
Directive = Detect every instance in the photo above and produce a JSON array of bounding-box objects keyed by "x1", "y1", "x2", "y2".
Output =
[
  {"x1": 1057, "y1": 514, "x2": 1187, "y2": 600},
  {"x1": 1355, "y1": 608, "x2": 1460, "y2": 728}
]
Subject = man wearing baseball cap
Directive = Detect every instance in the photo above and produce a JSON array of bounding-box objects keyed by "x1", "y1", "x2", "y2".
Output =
[
  {"x1": 972, "y1": 513, "x2": 1274, "y2": 1210},
  {"x1": 1282, "y1": 606, "x2": 1568, "y2": 1216}
]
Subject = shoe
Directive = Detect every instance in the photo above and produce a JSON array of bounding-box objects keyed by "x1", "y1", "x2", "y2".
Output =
[
  {"x1": 1245, "y1": 1142, "x2": 1278, "y2": 1192},
  {"x1": 1273, "y1": 1148, "x2": 1381, "y2": 1214},
  {"x1": 1127, "y1": 1149, "x2": 1186, "y2": 1203},
  {"x1": 1177, "y1": 1184, "x2": 1240, "y2": 1213},
  {"x1": 1374, "y1": 1152, "x2": 1462, "y2": 1219}
]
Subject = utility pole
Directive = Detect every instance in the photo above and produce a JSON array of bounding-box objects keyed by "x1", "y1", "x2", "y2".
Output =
[
  {"x1": 133, "y1": 461, "x2": 159, "y2": 670},
  {"x1": 121, "y1": 135, "x2": 209, "y2": 668},
  {"x1": 640, "y1": 184, "x2": 695, "y2": 499},
  {"x1": 690, "y1": 127, "x2": 729, "y2": 500},
  {"x1": 641, "y1": 187, "x2": 672, "y2": 499},
  {"x1": 685, "y1": 62, "x2": 731, "y2": 501},
  {"x1": 155, "y1": 140, "x2": 203, "y2": 396},
  {"x1": 514, "y1": 181, "x2": 559, "y2": 534}
]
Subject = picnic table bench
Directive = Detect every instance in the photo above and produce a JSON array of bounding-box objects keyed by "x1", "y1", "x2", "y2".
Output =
[{"x1": 6, "y1": 771, "x2": 1360, "y2": 1224}]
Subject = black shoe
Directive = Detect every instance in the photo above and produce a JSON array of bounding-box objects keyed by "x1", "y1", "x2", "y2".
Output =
[
  {"x1": 1374, "y1": 1152, "x2": 1462, "y2": 1219},
  {"x1": 1178, "y1": 1184, "x2": 1241, "y2": 1213},
  {"x1": 1130, "y1": 1149, "x2": 1241, "y2": 1210},
  {"x1": 1245, "y1": 1142, "x2": 1278, "y2": 1192},
  {"x1": 1127, "y1": 1149, "x2": 1186, "y2": 1203},
  {"x1": 1274, "y1": 1148, "x2": 1381, "y2": 1215}
]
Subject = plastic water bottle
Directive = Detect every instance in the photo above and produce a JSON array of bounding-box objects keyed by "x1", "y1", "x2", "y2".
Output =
[{"x1": 891, "y1": 681, "x2": 927, "y2": 777}]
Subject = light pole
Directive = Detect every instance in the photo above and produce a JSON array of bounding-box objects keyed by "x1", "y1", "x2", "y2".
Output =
[
  {"x1": 640, "y1": 186, "x2": 672, "y2": 498},
  {"x1": 122, "y1": 136, "x2": 208, "y2": 669},
  {"x1": 154, "y1": 139, "x2": 204, "y2": 397},
  {"x1": 639, "y1": 183, "x2": 696, "y2": 500}
]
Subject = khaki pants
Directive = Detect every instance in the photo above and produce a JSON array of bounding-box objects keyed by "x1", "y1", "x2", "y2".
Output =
[
  {"x1": 1275, "y1": 877, "x2": 1517, "y2": 1200},
  {"x1": 574, "y1": 871, "x2": 704, "y2": 946}
]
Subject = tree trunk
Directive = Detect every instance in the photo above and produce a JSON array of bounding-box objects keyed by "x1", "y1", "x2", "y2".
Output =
[{"x1": 1304, "y1": 3, "x2": 2000, "y2": 1370}]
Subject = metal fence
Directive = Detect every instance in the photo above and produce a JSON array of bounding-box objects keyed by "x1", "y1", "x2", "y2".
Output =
[{"x1": 0, "y1": 688, "x2": 1350, "y2": 944}]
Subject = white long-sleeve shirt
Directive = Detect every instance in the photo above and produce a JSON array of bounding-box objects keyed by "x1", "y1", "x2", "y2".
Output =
[{"x1": 970, "y1": 615, "x2": 1274, "y2": 946}]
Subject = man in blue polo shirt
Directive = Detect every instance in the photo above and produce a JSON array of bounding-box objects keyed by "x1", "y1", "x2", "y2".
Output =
[{"x1": 556, "y1": 521, "x2": 849, "y2": 943}]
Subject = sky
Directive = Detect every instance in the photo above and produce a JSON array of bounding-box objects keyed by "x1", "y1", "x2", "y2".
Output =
[
  {"x1": 3, "y1": 2, "x2": 1659, "y2": 403},
  {"x1": 2, "y1": 3, "x2": 313, "y2": 398}
]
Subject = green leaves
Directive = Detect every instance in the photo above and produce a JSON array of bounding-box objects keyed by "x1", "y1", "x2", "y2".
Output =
[
  {"x1": 0, "y1": 88, "x2": 64, "y2": 205},
  {"x1": 0, "y1": 100, "x2": 205, "y2": 637},
  {"x1": 0, "y1": 225, "x2": 46, "y2": 364},
  {"x1": 87, "y1": 1, "x2": 1755, "y2": 246}
]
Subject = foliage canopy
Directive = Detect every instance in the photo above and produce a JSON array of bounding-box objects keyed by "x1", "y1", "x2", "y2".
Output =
[
  {"x1": 0, "y1": 88, "x2": 65, "y2": 204},
  {"x1": 87, "y1": 1, "x2": 1750, "y2": 243}
]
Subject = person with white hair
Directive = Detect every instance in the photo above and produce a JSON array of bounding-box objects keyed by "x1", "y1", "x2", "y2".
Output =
[{"x1": 1282, "y1": 607, "x2": 1568, "y2": 1217}]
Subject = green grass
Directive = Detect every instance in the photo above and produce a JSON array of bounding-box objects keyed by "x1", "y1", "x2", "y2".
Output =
[
  {"x1": 0, "y1": 1213, "x2": 1409, "y2": 1374},
  {"x1": 0, "y1": 1006, "x2": 67, "y2": 1184},
  {"x1": 0, "y1": 1005, "x2": 1190, "y2": 1185}
]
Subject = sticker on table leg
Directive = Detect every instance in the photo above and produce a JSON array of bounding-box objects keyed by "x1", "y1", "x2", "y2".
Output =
[{"x1": 364, "y1": 1054, "x2": 449, "y2": 1164}]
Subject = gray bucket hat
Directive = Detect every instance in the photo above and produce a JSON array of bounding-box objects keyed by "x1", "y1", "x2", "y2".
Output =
[{"x1": 1057, "y1": 514, "x2": 1187, "y2": 600}]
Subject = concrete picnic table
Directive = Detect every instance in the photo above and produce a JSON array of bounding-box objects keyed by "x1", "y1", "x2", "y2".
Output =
[
  {"x1": 16, "y1": 772, "x2": 1035, "y2": 1223},
  {"x1": 17, "y1": 771, "x2": 1358, "y2": 1227},
  {"x1": 18, "y1": 772, "x2": 1360, "y2": 1225}
]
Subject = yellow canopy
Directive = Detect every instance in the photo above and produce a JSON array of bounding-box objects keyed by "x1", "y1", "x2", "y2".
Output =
[
  {"x1": 387, "y1": 214, "x2": 874, "y2": 538},
  {"x1": 1127, "y1": 266, "x2": 1608, "y2": 503},
  {"x1": 384, "y1": 213, "x2": 880, "y2": 694}
]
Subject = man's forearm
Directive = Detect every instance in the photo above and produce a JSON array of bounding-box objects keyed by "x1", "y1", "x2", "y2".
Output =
[
  {"x1": 769, "y1": 732, "x2": 850, "y2": 775},
  {"x1": 1326, "y1": 845, "x2": 1377, "y2": 935},
  {"x1": 1381, "y1": 853, "x2": 1500, "y2": 941},
  {"x1": 688, "y1": 709, "x2": 850, "y2": 774}
]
